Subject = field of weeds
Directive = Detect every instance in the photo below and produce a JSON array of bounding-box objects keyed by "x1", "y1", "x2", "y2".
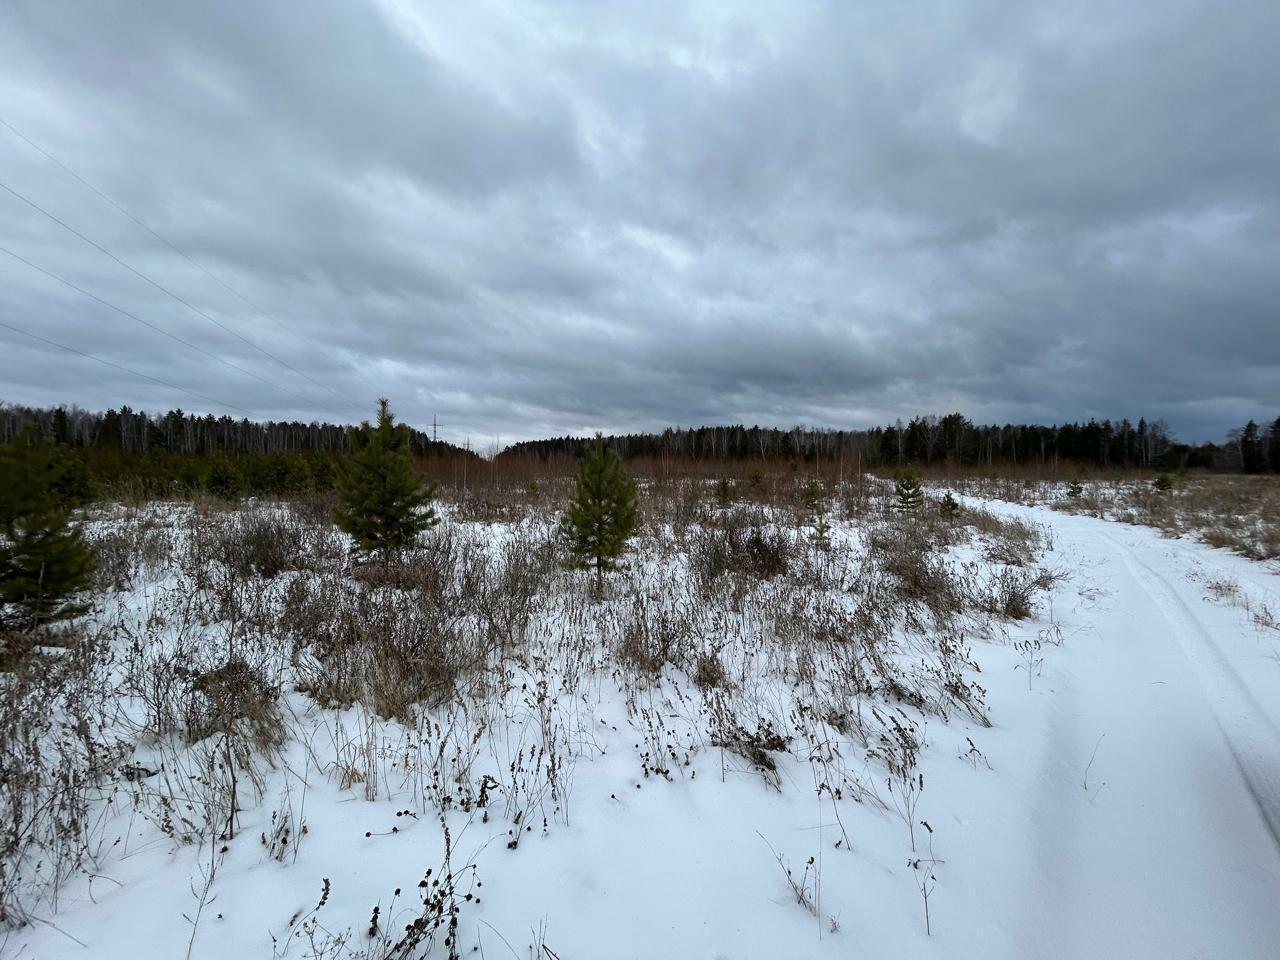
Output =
[
  {"x1": 951, "y1": 473, "x2": 1280, "y2": 564},
  {"x1": 0, "y1": 476, "x2": 1071, "y2": 957}
]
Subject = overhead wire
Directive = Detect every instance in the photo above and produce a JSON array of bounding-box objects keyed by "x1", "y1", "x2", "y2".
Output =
[
  {"x1": 0, "y1": 317, "x2": 249, "y2": 414},
  {"x1": 0, "y1": 242, "x2": 321, "y2": 408},
  {"x1": 0, "y1": 115, "x2": 383, "y2": 400},
  {"x1": 0, "y1": 174, "x2": 362, "y2": 414}
]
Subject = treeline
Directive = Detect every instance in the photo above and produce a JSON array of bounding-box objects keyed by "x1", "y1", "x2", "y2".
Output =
[
  {"x1": 501, "y1": 414, "x2": 1280, "y2": 473},
  {"x1": 6, "y1": 401, "x2": 1278, "y2": 503},
  {"x1": 0, "y1": 402, "x2": 479, "y2": 499},
  {"x1": 1235, "y1": 418, "x2": 1280, "y2": 474},
  {"x1": 0, "y1": 402, "x2": 472, "y2": 458}
]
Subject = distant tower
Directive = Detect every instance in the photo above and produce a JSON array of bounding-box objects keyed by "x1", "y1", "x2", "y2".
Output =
[{"x1": 432, "y1": 414, "x2": 438, "y2": 444}]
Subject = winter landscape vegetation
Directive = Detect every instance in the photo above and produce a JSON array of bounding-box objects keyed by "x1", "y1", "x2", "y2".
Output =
[{"x1": 2, "y1": 3, "x2": 1279, "y2": 959}]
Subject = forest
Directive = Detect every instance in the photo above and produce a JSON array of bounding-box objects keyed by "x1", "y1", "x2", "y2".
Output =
[
  {"x1": 3, "y1": 403, "x2": 1279, "y2": 503},
  {"x1": 500, "y1": 414, "x2": 1280, "y2": 473},
  {"x1": 0, "y1": 402, "x2": 480, "y2": 499}
]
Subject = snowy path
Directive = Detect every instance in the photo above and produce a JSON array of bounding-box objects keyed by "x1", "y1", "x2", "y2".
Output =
[{"x1": 985, "y1": 508, "x2": 1280, "y2": 959}]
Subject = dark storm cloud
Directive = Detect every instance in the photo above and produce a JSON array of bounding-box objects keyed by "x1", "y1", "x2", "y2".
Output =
[{"x1": 1, "y1": 0, "x2": 1276, "y2": 444}]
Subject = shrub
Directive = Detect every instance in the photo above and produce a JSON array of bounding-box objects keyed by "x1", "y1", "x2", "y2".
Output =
[
  {"x1": 864, "y1": 521, "x2": 965, "y2": 621},
  {"x1": 206, "y1": 510, "x2": 308, "y2": 580},
  {"x1": 0, "y1": 437, "x2": 94, "y2": 630},
  {"x1": 618, "y1": 605, "x2": 689, "y2": 677},
  {"x1": 689, "y1": 515, "x2": 796, "y2": 588},
  {"x1": 187, "y1": 657, "x2": 283, "y2": 747},
  {"x1": 295, "y1": 586, "x2": 468, "y2": 719},
  {"x1": 693, "y1": 650, "x2": 729, "y2": 689},
  {"x1": 0, "y1": 630, "x2": 120, "y2": 923}
]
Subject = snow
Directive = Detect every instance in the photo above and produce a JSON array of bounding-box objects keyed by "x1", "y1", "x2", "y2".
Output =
[
  {"x1": 959, "y1": 503, "x2": 1280, "y2": 958},
  {"x1": 8, "y1": 496, "x2": 1280, "y2": 960}
]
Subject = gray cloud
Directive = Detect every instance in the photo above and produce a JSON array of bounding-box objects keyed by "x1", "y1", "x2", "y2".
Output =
[{"x1": 1, "y1": 0, "x2": 1276, "y2": 445}]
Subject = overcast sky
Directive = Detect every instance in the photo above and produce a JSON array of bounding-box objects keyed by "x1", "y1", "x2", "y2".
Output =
[{"x1": 1, "y1": 1, "x2": 1276, "y2": 446}]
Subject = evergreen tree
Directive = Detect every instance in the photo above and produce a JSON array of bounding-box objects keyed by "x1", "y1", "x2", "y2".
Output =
[
  {"x1": 938, "y1": 490, "x2": 960, "y2": 519},
  {"x1": 713, "y1": 476, "x2": 733, "y2": 508},
  {"x1": 561, "y1": 435, "x2": 638, "y2": 593},
  {"x1": 1267, "y1": 417, "x2": 1280, "y2": 473},
  {"x1": 207, "y1": 455, "x2": 241, "y2": 500},
  {"x1": 811, "y1": 510, "x2": 832, "y2": 550},
  {"x1": 1240, "y1": 420, "x2": 1265, "y2": 474},
  {"x1": 1, "y1": 436, "x2": 95, "y2": 629},
  {"x1": 801, "y1": 478, "x2": 824, "y2": 517},
  {"x1": 895, "y1": 469, "x2": 924, "y2": 510},
  {"x1": 333, "y1": 399, "x2": 438, "y2": 559}
]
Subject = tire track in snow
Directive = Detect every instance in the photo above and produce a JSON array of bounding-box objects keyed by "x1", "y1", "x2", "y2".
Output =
[
  {"x1": 1101, "y1": 529, "x2": 1280, "y2": 852},
  {"x1": 1148, "y1": 533, "x2": 1280, "y2": 618}
]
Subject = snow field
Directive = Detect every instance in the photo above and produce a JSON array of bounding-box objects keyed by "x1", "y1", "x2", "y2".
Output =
[{"x1": 6, "y1": 488, "x2": 1279, "y2": 959}]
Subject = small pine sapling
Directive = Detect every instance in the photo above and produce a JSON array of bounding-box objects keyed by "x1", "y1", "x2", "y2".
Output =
[
  {"x1": 333, "y1": 399, "x2": 439, "y2": 561},
  {"x1": 938, "y1": 491, "x2": 960, "y2": 519},
  {"x1": 811, "y1": 511, "x2": 832, "y2": 551},
  {"x1": 802, "y1": 478, "x2": 823, "y2": 516},
  {"x1": 0, "y1": 434, "x2": 95, "y2": 630},
  {"x1": 713, "y1": 476, "x2": 733, "y2": 508},
  {"x1": 895, "y1": 469, "x2": 924, "y2": 511},
  {"x1": 561, "y1": 435, "x2": 638, "y2": 595}
]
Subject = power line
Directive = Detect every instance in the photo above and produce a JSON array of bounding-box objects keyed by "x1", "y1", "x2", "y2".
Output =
[
  {"x1": 0, "y1": 114, "x2": 384, "y2": 400},
  {"x1": 0, "y1": 174, "x2": 360, "y2": 413},
  {"x1": 0, "y1": 242, "x2": 320, "y2": 409},
  {"x1": 0, "y1": 318, "x2": 249, "y2": 414}
]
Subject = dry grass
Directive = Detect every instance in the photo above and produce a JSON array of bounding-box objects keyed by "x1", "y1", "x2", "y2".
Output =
[
  {"x1": 0, "y1": 474, "x2": 1064, "y2": 936},
  {"x1": 1047, "y1": 474, "x2": 1280, "y2": 561}
]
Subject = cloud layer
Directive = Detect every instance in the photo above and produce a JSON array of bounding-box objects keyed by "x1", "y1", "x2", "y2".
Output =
[{"x1": 1, "y1": 0, "x2": 1276, "y2": 444}]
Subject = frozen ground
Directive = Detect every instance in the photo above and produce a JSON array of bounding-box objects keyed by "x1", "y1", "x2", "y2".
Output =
[{"x1": 7, "y1": 495, "x2": 1280, "y2": 960}]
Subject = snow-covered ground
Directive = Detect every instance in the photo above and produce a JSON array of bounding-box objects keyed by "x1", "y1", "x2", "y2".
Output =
[
  {"x1": 6, "y1": 495, "x2": 1280, "y2": 960},
  {"x1": 951, "y1": 501, "x2": 1280, "y2": 959}
]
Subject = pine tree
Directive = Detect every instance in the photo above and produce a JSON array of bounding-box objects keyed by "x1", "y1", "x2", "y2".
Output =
[
  {"x1": 333, "y1": 399, "x2": 438, "y2": 560},
  {"x1": 1240, "y1": 420, "x2": 1265, "y2": 474},
  {"x1": 1244, "y1": 422, "x2": 1264, "y2": 476},
  {"x1": 1, "y1": 436, "x2": 94, "y2": 629},
  {"x1": 895, "y1": 469, "x2": 924, "y2": 510},
  {"x1": 802, "y1": 478, "x2": 824, "y2": 516},
  {"x1": 713, "y1": 476, "x2": 733, "y2": 508},
  {"x1": 938, "y1": 490, "x2": 960, "y2": 519},
  {"x1": 811, "y1": 510, "x2": 832, "y2": 550},
  {"x1": 561, "y1": 435, "x2": 638, "y2": 593},
  {"x1": 1267, "y1": 417, "x2": 1280, "y2": 474}
]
